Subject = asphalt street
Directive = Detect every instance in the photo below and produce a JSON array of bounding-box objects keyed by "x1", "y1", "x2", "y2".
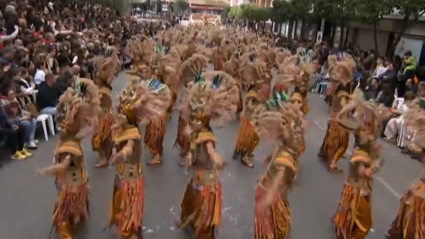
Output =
[{"x1": 0, "y1": 71, "x2": 420, "y2": 239}]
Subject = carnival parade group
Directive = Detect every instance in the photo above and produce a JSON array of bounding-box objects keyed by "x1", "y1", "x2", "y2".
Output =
[{"x1": 35, "y1": 25, "x2": 425, "y2": 239}]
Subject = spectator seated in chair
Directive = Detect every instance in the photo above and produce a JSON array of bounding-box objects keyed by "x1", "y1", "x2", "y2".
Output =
[
  {"x1": 0, "y1": 83, "x2": 38, "y2": 150},
  {"x1": 382, "y1": 91, "x2": 415, "y2": 145},
  {"x1": 0, "y1": 105, "x2": 28, "y2": 160},
  {"x1": 36, "y1": 73, "x2": 59, "y2": 129}
]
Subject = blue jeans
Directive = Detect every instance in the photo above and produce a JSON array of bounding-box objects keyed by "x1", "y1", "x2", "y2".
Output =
[
  {"x1": 310, "y1": 73, "x2": 324, "y2": 91},
  {"x1": 19, "y1": 119, "x2": 36, "y2": 143},
  {"x1": 39, "y1": 107, "x2": 57, "y2": 117}
]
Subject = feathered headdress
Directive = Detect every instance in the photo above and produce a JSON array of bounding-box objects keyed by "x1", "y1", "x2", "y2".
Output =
[
  {"x1": 179, "y1": 71, "x2": 240, "y2": 127},
  {"x1": 116, "y1": 79, "x2": 170, "y2": 126},
  {"x1": 250, "y1": 93, "x2": 305, "y2": 152},
  {"x1": 57, "y1": 78, "x2": 101, "y2": 139},
  {"x1": 179, "y1": 54, "x2": 209, "y2": 86}
]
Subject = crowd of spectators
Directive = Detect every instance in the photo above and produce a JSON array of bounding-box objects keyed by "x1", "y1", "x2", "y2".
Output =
[
  {"x1": 0, "y1": 0, "x2": 161, "y2": 165},
  {"x1": 303, "y1": 40, "x2": 425, "y2": 161}
]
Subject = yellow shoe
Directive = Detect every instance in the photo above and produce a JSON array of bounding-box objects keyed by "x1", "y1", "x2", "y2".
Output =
[
  {"x1": 12, "y1": 151, "x2": 26, "y2": 160},
  {"x1": 21, "y1": 149, "x2": 32, "y2": 158}
]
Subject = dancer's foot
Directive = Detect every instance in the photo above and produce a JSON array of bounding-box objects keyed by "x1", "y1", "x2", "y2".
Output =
[
  {"x1": 71, "y1": 215, "x2": 80, "y2": 228},
  {"x1": 94, "y1": 159, "x2": 108, "y2": 168},
  {"x1": 178, "y1": 158, "x2": 186, "y2": 167},
  {"x1": 328, "y1": 165, "x2": 343, "y2": 173},
  {"x1": 175, "y1": 220, "x2": 183, "y2": 228},
  {"x1": 241, "y1": 156, "x2": 254, "y2": 168},
  {"x1": 147, "y1": 154, "x2": 162, "y2": 166}
]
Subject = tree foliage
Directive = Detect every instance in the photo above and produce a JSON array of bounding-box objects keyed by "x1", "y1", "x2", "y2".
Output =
[
  {"x1": 228, "y1": 4, "x2": 270, "y2": 21},
  {"x1": 174, "y1": 0, "x2": 188, "y2": 13},
  {"x1": 230, "y1": 0, "x2": 425, "y2": 25}
]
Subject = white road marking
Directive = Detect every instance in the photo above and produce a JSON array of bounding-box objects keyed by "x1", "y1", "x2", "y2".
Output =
[
  {"x1": 313, "y1": 121, "x2": 402, "y2": 199},
  {"x1": 312, "y1": 120, "x2": 326, "y2": 131}
]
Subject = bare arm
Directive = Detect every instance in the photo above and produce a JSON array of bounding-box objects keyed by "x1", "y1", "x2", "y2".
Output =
[
  {"x1": 0, "y1": 26, "x2": 19, "y2": 41},
  {"x1": 37, "y1": 155, "x2": 71, "y2": 177},
  {"x1": 111, "y1": 139, "x2": 135, "y2": 164},
  {"x1": 206, "y1": 141, "x2": 224, "y2": 166}
]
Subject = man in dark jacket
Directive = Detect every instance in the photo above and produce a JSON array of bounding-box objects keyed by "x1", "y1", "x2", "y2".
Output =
[
  {"x1": 36, "y1": 73, "x2": 59, "y2": 118},
  {"x1": 379, "y1": 58, "x2": 397, "y2": 94}
]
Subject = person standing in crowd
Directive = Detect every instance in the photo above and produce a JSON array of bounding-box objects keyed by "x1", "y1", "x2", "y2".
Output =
[
  {"x1": 398, "y1": 50, "x2": 417, "y2": 97},
  {"x1": 36, "y1": 73, "x2": 58, "y2": 122}
]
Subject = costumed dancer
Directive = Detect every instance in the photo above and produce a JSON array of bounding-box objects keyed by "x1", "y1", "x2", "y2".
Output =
[
  {"x1": 275, "y1": 56, "x2": 300, "y2": 94},
  {"x1": 332, "y1": 90, "x2": 387, "y2": 239},
  {"x1": 233, "y1": 58, "x2": 271, "y2": 168},
  {"x1": 143, "y1": 47, "x2": 174, "y2": 165},
  {"x1": 127, "y1": 64, "x2": 152, "y2": 82},
  {"x1": 91, "y1": 52, "x2": 120, "y2": 168},
  {"x1": 108, "y1": 79, "x2": 169, "y2": 239},
  {"x1": 175, "y1": 54, "x2": 209, "y2": 164},
  {"x1": 318, "y1": 54, "x2": 355, "y2": 172},
  {"x1": 177, "y1": 70, "x2": 240, "y2": 238},
  {"x1": 143, "y1": 76, "x2": 173, "y2": 165},
  {"x1": 250, "y1": 93, "x2": 306, "y2": 239},
  {"x1": 387, "y1": 98, "x2": 425, "y2": 239},
  {"x1": 37, "y1": 79, "x2": 100, "y2": 239}
]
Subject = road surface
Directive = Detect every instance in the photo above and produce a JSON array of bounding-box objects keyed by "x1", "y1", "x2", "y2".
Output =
[{"x1": 0, "y1": 71, "x2": 419, "y2": 239}]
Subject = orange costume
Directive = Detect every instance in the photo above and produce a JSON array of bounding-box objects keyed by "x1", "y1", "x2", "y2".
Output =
[
  {"x1": 108, "y1": 79, "x2": 168, "y2": 239},
  {"x1": 91, "y1": 51, "x2": 120, "y2": 168},
  {"x1": 319, "y1": 55, "x2": 355, "y2": 172},
  {"x1": 177, "y1": 71, "x2": 240, "y2": 238},
  {"x1": 37, "y1": 79, "x2": 101, "y2": 239},
  {"x1": 250, "y1": 96, "x2": 305, "y2": 239},
  {"x1": 174, "y1": 54, "x2": 209, "y2": 163},
  {"x1": 332, "y1": 90, "x2": 387, "y2": 239}
]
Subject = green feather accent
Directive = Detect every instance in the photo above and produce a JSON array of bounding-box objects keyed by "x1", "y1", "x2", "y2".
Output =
[
  {"x1": 419, "y1": 99, "x2": 425, "y2": 110},
  {"x1": 194, "y1": 74, "x2": 205, "y2": 83}
]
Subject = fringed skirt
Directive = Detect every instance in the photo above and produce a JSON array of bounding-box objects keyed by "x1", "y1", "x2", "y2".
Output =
[
  {"x1": 180, "y1": 171, "x2": 222, "y2": 238},
  {"x1": 332, "y1": 183, "x2": 372, "y2": 239},
  {"x1": 387, "y1": 191, "x2": 425, "y2": 239},
  {"x1": 91, "y1": 112, "x2": 115, "y2": 159},
  {"x1": 237, "y1": 85, "x2": 243, "y2": 114},
  {"x1": 299, "y1": 136, "x2": 306, "y2": 155},
  {"x1": 144, "y1": 116, "x2": 166, "y2": 155},
  {"x1": 109, "y1": 174, "x2": 145, "y2": 239},
  {"x1": 254, "y1": 185, "x2": 290, "y2": 239},
  {"x1": 319, "y1": 120, "x2": 349, "y2": 163},
  {"x1": 53, "y1": 180, "x2": 89, "y2": 239},
  {"x1": 302, "y1": 101, "x2": 309, "y2": 115},
  {"x1": 233, "y1": 116, "x2": 259, "y2": 160},
  {"x1": 213, "y1": 55, "x2": 224, "y2": 71},
  {"x1": 174, "y1": 116, "x2": 190, "y2": 157}
]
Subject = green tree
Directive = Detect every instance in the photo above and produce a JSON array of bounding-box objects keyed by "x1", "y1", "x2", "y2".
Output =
[
  {"x1": 315, "y1": 0, "x2": 357, "y2": 45},
  {"x1": 387, "y1": 0, "x2": 425, "y2": 54},
  {"x1": 228, "y1": 6, "x2": 244, "y2": 20},
  {"x1": 356, "y1": 0, "x2": 392, "y2": 56},
  {"x1": 240, "y1": 4, "x2": 270, "y2": 32},
  {"x1": 271, "y1": 0, "x2": 291, "y2": 24},
  {"x1": 156, "y1": 0, "x2": 162, "y2": 14},
  {"x1": 174, "y1": 0, "x2": 189, "y2": 13}
]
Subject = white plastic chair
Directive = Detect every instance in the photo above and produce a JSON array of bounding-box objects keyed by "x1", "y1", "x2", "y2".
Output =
[
  {"x1": 392, "y1": 97, "x2": 404, "y2": 109},
  {"x1": 36, "y1": 114, "x2": 50, "y2": 141},
  {"x1": 32, "y1": 90, "x2": 55, "y2": 141}
]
